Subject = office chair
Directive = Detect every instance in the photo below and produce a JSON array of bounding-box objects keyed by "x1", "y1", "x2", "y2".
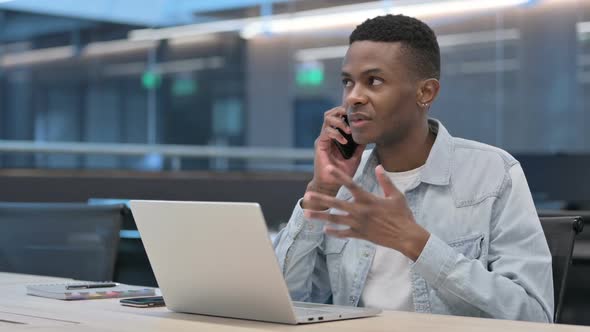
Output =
[
  {"x1": 539, "y1": 216, "x2": 584, "y2": 323},
  {"x1": 0, "y1": 202, "x2": 124, "y2": 281},
  {"x1": 538, "y1": 210, "x2": 590, "y2": 260},
  {"x1": 87, "y1": 198, "x2": 158, "y2": 287}
]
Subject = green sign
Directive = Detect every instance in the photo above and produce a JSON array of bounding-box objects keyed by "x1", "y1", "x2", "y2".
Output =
[
  {"x1": 172, "y1": 78, "x2": 197, "y2": 96},
  {"x1": 296, "y1": 61, "x2": 325, "y2": 87},
  {"x1": 141, "y1": 71, "x2": 162, "y2": 90},
  {"x1": 296, "y1": 68, "x2": 324, "y2": 87}
]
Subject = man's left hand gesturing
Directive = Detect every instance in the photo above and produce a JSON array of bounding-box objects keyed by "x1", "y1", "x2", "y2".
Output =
[{"x1": 303, "y1": 164, "x2": 430, "y2": 261}]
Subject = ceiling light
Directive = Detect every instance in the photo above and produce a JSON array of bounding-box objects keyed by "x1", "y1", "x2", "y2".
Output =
[
  {"x1": 294, "y1": 29, "x2": 521, "y2": 62},
  {"x1": 82, "y1": 40, "x2": 157, "y2": 57},
  {"x1": 128, "y1": 0, "x2": 531, "y2": 41},
  {"x1": 241, "y1": 0, "x2": 530, "y2": 39}
]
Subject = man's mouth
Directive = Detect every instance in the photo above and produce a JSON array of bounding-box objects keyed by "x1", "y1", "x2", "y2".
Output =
[
  {"x1": 348, "y1": 114, "x2": 371, "y2": 128},
  {"x1": 350, "y1": 118, "x2": 370, "y2": 128}
]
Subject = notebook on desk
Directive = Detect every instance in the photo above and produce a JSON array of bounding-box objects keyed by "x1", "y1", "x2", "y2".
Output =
[
  {"x1": 26, "y1": 282, "x2": 155, "y2": 300},
  {"x1": 130, "y1": 200, "x2": 381, "y2": 325}
]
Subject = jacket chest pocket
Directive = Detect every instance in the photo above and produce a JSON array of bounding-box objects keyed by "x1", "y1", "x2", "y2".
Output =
[
  {"x1": 448, "y1": 233, "x2": 484, "y2": 260},
  {"x1": 323, "y1": 237, "x2": 348, "y2": 294},
  {"x1": 427, "y1": 234, "x2": 487, "y2": 316},
  {"x1": 323, "y1": 237, "x2": 348, "y2": 255}
]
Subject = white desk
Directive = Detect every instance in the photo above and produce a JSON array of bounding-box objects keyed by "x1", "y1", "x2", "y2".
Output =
[{"x1": 0, "y1": 273, "x2": 588, "y2": 332}]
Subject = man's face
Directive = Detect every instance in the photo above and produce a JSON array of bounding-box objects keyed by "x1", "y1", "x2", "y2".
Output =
[{"x1": 341, "y1": 41, "x2": 423, "y2": 146}]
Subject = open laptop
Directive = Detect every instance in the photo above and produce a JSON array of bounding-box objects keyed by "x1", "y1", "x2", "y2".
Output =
[{"x1": 129, "y1": 200, "x2": 381, "y2": 324}]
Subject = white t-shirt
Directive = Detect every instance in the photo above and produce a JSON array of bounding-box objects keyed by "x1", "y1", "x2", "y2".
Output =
[{"x1": 359, "y1": 165, "x2": 424, "y2": 311}]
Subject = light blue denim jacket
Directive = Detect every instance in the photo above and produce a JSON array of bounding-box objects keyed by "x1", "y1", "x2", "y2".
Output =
[{"x1": 273, "y1": 119, "x2": 553, "y2": 322}]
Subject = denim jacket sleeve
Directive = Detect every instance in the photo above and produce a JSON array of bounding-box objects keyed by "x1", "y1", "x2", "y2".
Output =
[
  {"x1": 273, "y1": 198, "x2": 332, "y2": 303},
  {"x1": 412, "y1": 163, "x2": 554, "y2": 322}
]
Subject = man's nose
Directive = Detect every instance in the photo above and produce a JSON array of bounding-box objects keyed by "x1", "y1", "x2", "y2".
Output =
[{"x1": 345, "y1": 85, "x2": 368, "y2": 106}]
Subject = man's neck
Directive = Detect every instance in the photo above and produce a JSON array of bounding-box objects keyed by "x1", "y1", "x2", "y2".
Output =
[{"x1": 375, "y1": 121, "x2": 435, "y2": 173}]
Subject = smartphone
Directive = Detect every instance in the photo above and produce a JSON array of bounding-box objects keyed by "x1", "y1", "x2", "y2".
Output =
[
  {"x1": 333, "y1": 115, "x2": 358, "y2": 159},
  {"x1": 120, "y1": 296, "x2": 165, "y2": 308}
]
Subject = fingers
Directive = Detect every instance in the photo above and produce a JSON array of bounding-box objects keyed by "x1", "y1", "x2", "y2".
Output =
[
  {"x1": 324, "y1": 114, "x2": 351, "y2": 135},
  {"x1": 325, "y1": 165, "x2": 370, "y2": 201},
  {"x1": 316, "y1": 108, "x2": 350, "y2": 148},
  {"x1": 303, "y1": 209, "x2": 357, "y2": 229},
  {"x1": 323, "y1": 107, "x2": 350, "y2": 133},
  {"x1": 375, "y1": 165, "x2": 402, "y2": 198},
  {"x1": 323, "y1": 127, "x2": 348, "y2": 145},
  {"x1": 304, "y1": 191, "x2": 354, "y2": 213}
]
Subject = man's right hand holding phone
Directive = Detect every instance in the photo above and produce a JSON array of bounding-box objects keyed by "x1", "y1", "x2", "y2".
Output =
[{"x1": 302, "y1": 106, "x2": 366, "y2": 211}]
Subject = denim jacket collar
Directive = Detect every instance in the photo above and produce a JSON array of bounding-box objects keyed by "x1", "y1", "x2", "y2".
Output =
[{"x1": 357, "y1": 118, "x2": 452, "y2": 189}]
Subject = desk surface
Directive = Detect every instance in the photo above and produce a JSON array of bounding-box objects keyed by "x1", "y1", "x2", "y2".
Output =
[{"x1": 0, "y1": 273, "x2": 588, "y2": 332}]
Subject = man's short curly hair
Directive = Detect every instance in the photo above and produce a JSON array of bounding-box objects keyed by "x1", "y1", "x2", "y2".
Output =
[{"x1": 349, "y1": 14, "x2": 440, "y2": 80}]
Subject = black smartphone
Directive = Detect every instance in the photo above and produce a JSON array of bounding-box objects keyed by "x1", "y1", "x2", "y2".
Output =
[
  {"x1": 120, "y1": 296, "x2": 165, "y2": 308},
  {"x1": 333, "y1": 116, "x2": 358, "y2": 159}
]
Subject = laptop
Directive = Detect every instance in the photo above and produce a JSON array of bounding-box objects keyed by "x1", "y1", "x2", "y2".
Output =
[{"x1": 129, "y1": 200, "x2": 381, "y2": 324}]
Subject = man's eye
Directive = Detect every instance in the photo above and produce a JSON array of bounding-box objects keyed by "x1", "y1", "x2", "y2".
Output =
[
  {"x1": 370, "y1": 77, "x2": 384, "y2": 86},
  {"x1": 342, "y1": 79, "x2": 353, "y2": 87}
]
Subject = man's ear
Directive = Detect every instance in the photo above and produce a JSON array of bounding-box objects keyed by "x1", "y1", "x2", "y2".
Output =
[{"x1": 416, "y1": 78, "x2": 440, "y2": 108}]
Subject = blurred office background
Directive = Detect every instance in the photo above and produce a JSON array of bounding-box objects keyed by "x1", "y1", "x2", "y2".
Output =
[
  {"x1": 0, "y1": 0, "x2": 590, "y2": 325},
  {"x1": 0, "y1": 0, "x2": 587, "y2": 171},
  {"x1": 0, "y1": 0, "x2": 588, "y2": 206}
]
